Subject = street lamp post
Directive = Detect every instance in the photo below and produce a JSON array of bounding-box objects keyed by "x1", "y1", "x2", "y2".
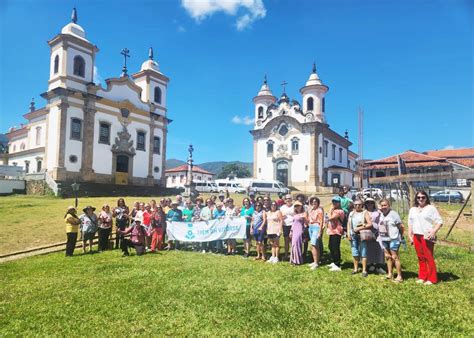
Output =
[
  {"x1": 185, "y1": 144, "x2": 194, "y2": 197},
  {"x1": 71, "y1": 181, "x2": 80, "y2": 208}
]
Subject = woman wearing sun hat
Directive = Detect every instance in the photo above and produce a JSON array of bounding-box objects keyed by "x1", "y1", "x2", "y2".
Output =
[
  {"x1": 79, "y1": 206, "x2": 98, "y2": 254},
  {"x1": 64, "y1": 206, "x2": 81, "y2": 256}
]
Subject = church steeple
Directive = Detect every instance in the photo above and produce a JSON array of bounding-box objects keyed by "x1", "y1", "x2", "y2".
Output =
[{"x1": 299, "y1": 62, "x2": 329, "y2": 122}]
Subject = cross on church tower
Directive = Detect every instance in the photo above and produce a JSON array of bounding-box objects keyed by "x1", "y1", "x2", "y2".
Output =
[
  {"x1": 121, "y1": 48, "x2": 130, "y2": 77},
  {"x1": 281, "y1": 80, "x2": 288, "y2": 94}
]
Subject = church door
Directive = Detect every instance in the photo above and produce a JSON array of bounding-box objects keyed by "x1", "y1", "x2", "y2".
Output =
[
  {"x1": 276, "y1": 161, "x2": 289, "y2": 186},
  {"x1": 115, "y1": 155, "x2": 129, "y2": 185}
]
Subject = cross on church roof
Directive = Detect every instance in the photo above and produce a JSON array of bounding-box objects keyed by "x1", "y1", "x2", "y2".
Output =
[
  {"x1": 149, "y1": 47, "x2": 154, "y2": 60},
  {"x1": 263, "y1": 74, "x2": 267, "y2": 85},
  {"x1": 121, "y1": 48, "x2": 130, "y2": 77},
  {"x1": 281, "y1": 80, "x2": 288, "y2": 93}
]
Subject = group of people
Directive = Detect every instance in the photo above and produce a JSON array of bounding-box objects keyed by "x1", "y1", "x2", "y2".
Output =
[{"x1": 64, "y1": 188, "x2": 443, "y2": 284}]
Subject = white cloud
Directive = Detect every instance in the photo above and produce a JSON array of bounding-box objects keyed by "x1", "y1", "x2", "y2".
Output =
[
  {"x1": 231, "y1": 115, "x2": 254, "y2": 125},
  {"x1": 443, "y1": 145, "x2": 455, "y2": 150},
  {"x1": 177, "y1": 25, "x2": 186, "y2": 33},
  {"x1": 181, "y1": 0, "x2": 266, "y2": 30},
  {"x1": 93, "y1": 66, "x2": 103, "y2": 86}
]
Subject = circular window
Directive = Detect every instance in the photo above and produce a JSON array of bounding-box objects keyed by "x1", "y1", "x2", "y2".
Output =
[
  {"x1": 153, "y1": 166, "x2": 160, "y2": 173},
  {"x1": 279, "y1": 125, "x2": 289, "y2": 136},
  {"x1": 69, "y1": 155, "x2": 78, "y2": 163}
]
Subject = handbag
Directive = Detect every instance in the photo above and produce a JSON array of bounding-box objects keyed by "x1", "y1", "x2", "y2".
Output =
[{"x1": 360, "y1": 229, "x2": 375, "y2": 241}]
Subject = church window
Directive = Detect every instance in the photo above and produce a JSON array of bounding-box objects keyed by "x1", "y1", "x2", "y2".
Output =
[
  {"x1": 24, "y1": 160, "x2": 30, "y2": 173},
  {"x1": 322, "y1": 97, "x2": 325, "y2": 112},
  {"x1": 267, "y1": 140, "x2": 274, "y2": 155},
  {"x1": 137, "y1": 131, "x2": 146, "y2": 151},
  {"x1": 332, "y1": 144, "x2": 336, "y2": 160},
  {"x1": 73, "y1": 55, "x2": 85, "y2": 77},
  {"x1": 258, "y1": 106, "x2": 264, "y2": 119},
  {"x1": 36, "y1": 160, "x2": 42, "y2": 172},
  {"x1": 307, "y1": 97, "x2": 314, "y2": 111},
  {"x1": 154, "y1": 87, "x2": 162, "y2": 104},
  {"x1": 278, "y1": 125, "x2": 288, "y2": 136},
  {"x1": 54, "y1": 55, "x2": 59, "y2": 74},
  {"x1": 20, "y1": 143, "x2": 26, "y2": 151},
  {"x1": 99, "y1": 123, "x2": 111, "y2": 144},
  {"x1": 35, "y1": 127, "x2": 41, "y2": 146},
  {"x1": 153, "y1": 136, "x2": 161, "y2": 154},
  {"x1": 154, "y1": 166, "x2": 160, "y2": 173},
  {"x1": 71, "y1": 118, "x2": 82, "y2": 140},
  {"x1": 69, "y1": 155, "x2": 78, "y2": 163},
  {"x1": 324, "y1": 141, "x2": 328, "y2": 157},
  {"x1": 339, "y1": 148, "x2": 343, "y2": 163},
  {"x1": 291, "y1": 137, "x2": 299, "y2": 154}
]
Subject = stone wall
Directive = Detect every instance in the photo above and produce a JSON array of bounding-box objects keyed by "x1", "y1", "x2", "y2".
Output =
[{"x1": 26, "y1": 180, "x2": 55, "y2": 196}]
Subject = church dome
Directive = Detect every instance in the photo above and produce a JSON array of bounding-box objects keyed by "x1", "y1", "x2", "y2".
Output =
[
  {"x1": 141, "y1": 59, "x2": 160, "y2": 72},
  {"x1": 305, "y1": 63, "x2": 323, "y2": 86},
  {"x1": 257, "y1": 83, "x2": 273, "y2": 96},
  {"x1": 61, "y1": 22, "x2": 88, "y2": 40}
]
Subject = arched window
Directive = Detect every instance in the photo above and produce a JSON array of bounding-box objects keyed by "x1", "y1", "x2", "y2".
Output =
[
  {"x1": 267, "y1": 140, "x2": 274, "y2": 155},
  {"x1": 291, "y1": 137, "x2": 299, "y2": 154},
  {"x1": 154, "y1": 87, "x2": 162, "y2": 104},
  {"x1": 322, "y1": 97, "x2": 325, "y2": 112},
  {"x1": 258, "y1": 106, "x2": 264, "y2": 119},
  {"x1": 54, "y1": 55, "x2": 59, "y2": 74},
  {"x1": 307, "y1": 97, "x2": 314, "y2": 111},
  {"x1": 73, "y1": 55, "x2": 85, "y2": 77},
  {"x1": 20, "y1": 143, "x2": 26, "y2": 151}
]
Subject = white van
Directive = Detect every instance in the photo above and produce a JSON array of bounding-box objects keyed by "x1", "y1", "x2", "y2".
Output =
[
  {"x1": 194, "y1": 181, "x2": 218, "y2": 193},
  {"x1": 214, "y1": 180, "x2": 247, "y2": 194},
  {"x1": 247, "y1": 180, "x2": 289, "y2": 195}
]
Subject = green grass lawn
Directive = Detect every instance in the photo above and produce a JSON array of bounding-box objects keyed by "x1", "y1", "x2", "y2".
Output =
[{"x1": 1, "y1": 239, "x2": 473, "y2": 335}]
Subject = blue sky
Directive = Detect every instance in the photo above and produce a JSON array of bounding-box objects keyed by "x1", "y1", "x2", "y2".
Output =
[{"x1": 0, "y1": 0, "x2": 472, "y2": 163}]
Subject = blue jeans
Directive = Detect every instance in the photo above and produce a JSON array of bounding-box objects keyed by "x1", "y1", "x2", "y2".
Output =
[{"x1": 351, "y1": 235, "x2": 367, "y2": 258}]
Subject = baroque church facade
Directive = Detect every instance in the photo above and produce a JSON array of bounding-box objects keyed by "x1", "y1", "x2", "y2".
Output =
[
  {"x1": 251, "y1": 65, "x2": 358, "y2": 192},
  {"x1": 6, "y1": 9, "x2": 170, "y2": 186}
]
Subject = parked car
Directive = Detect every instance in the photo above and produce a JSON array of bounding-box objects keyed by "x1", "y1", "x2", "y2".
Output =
[
  {"x1": 194, "y1": 181, "x2": 218, "y2": 193},
  {"x1": 248, "y1": 180, "x2": 290, "y2": 195},
  {"x1": 214, "y1": 180, "x2": 247, "y2": 194},
  {"x1": 429, "y1": 190, "x2": 464, "y2": 203},
  {"x1": 390, "y1": 189, "x2": 408, "y2": 201},
  {"x1": 362, "y1": 188, "x2": 383, "y2": 200}
]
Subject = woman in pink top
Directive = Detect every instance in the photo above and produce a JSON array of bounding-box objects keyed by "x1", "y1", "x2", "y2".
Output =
[
  {"x1": 98, "y1": 204, "x2": 113, "y2": 252},
  {"x1": 308, "y1": 196, "x2": 325, "y2": 270},
  {"x1": 327, "y1": 196, "x2": 345, "y2": 271},
  {"x1": 117, "y1": 218, "x2": 146, "y2": 256},
  {"x1": 266, "y1": 201, "x2": 283, "y2": 264}
]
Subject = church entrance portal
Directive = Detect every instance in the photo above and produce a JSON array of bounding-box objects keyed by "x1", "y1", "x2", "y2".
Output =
[
  {"x1": 276, "y1": 161, "x2": 289, "y2": 186},
  {"x1": 115, "y1": 155, "x2": 129, "y2": 185}
]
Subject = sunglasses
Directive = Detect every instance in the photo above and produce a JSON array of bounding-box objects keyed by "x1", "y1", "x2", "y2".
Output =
[
  {"x1": 354, "y1": 204, "x2": 363, "y2": 207},
  {"x1": 417, "y1": 196, "x2": 426, "y2": 200}
]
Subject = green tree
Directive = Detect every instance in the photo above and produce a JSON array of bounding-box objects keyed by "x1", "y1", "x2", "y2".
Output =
[{"x1": 217, "y1": 163, "x2": 251, "y2": 179}]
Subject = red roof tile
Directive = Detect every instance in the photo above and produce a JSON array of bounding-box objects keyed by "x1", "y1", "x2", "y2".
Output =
[
  {"x1": 365, "y1": 161, "x2": 450, "y2": 170},
  {"x1": 449, "y1": 158, "x2": 474, "y2": 168},
  {"x1": 365, "y1": 150, "x2": 447, "y2": 165},
  {"x1": 165, "y1": 164, "x2": 214, "y2": 175},
  {"x1": 424, "y1": 148, "x2": 474, "y2": 159}
]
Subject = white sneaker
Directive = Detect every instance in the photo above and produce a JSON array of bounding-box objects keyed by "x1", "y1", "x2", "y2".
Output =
[
  {"x1": 416, "y1": 279, "x2": 425, "y2": 284},
  {"x1": 266, "y1": 257, "x2": 274, "y2": 263},
  {"x1": 327, "y1": 262, "x2": 336, "y2": 269},
  {"x1": 376, "y1": 267, "x2": 386, "y2": 275},
  {"x1": 310, "y1": 264, "x2": 319, "y2": 270},
  {"x1": 424, "y1": 281, "x2": 434, "y2": 285},
  {"x1": 329, "y1": 265, "x2": 341, "y2": 272},
  {"x1": 201, "y1": 250, "x2": 206, "y2": 254}
]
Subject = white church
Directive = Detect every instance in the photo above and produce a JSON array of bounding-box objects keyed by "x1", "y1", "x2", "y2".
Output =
[
  {"x1": 6, "y1": 9, "x2": 170, "y2": 187},
  {"x1": 250, "y1": 65, "x2": 358, "y2": 192}
]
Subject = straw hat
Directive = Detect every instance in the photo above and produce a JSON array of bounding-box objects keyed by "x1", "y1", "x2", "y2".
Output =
[{"x1": 82, "y1": 205, "x2": 96, "y2": 212}]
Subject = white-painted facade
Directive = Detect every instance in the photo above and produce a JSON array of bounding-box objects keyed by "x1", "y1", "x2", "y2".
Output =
[
  {"x1": 6, "y1": 10, "x2": 171, "y2": 187},
  {"x1": 250, "y1": 66, "x2": 357, "y2": 192},
  {"x1": 165, "y1": 165, "x2": 214, "y2": 188}
]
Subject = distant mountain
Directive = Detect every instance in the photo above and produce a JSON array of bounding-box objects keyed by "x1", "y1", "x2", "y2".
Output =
[{"x1": 166, "y1": 159, "x2": 253, "y2": 177}]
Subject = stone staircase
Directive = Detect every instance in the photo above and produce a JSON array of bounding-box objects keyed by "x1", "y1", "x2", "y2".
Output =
[{"x1": 57, "y1": 181, "x2": 181, "y2": 198}]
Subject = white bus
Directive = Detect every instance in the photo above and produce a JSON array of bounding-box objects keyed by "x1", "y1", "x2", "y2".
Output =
[{"x1": 214, "y1": 179, "x2": 247, "y2": 194}]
